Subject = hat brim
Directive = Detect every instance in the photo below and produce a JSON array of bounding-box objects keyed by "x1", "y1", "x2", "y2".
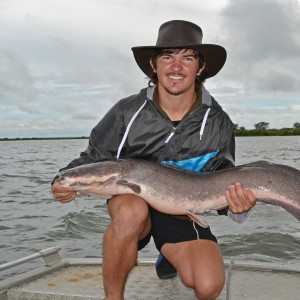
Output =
[{"x1": 131, "y1": 44, "x2": 226, "y2": 79}]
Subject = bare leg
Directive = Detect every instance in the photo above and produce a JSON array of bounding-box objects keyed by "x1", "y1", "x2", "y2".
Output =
[
  {"x1": 102, "y1": 194, "x2": 151, "y2": 300},
  {"x1": 162, "y1": 240, "x2": 225, "y2": 300}
]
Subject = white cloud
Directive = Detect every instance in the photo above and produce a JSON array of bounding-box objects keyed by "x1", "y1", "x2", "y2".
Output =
[
  {"x1": 290, "y1": 104, "x2": 300, "y2": 111},
  {"x1": 217, "y1": 0, "x2": 300, "y2": 92},
  {"x1": 0, "y1": 49, "x2": 38, "y2": 108}
]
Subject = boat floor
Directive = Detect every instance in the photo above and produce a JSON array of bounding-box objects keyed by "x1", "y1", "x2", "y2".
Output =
[{"x1": 0, "y1": 248, "x2": 299, "y2": 300}]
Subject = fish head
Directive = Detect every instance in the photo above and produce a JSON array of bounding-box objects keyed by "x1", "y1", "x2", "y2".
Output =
[
  {"x1": 56, "y1": 167, "x2": 120, "y2": 197},
  {"x1": 56, "y1": 174, "x2": 77, "y2": 188}
]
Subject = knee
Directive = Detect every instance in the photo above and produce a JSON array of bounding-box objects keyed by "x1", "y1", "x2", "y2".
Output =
[
  {"x1": 182, "y1": 275, "x2": 224, "y2": 300},
  {"x1": 108, "y1": 195, "x2": 150, "y2": 235},
  {"x1": 194, "y1": 280, "x2": 224, "y2": 300},
  {"x1": 194, "y1": 279, "x2": 224, "y2": 300}
]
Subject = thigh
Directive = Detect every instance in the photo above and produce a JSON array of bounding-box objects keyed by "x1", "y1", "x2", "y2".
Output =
[{"x1": 162, "y1": 240, "x2": 225, "y2": 291}]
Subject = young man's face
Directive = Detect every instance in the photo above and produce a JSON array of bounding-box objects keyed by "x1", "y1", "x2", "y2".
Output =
[{"x1": 150, "y1": 49, "x2": 205, "y2": 96}]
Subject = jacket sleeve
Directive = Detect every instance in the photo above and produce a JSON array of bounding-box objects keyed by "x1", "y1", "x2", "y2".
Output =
[
  {"x1": 215, "y1": 129, "x2": 235, "y2": 216},
  {"x1": 59, "y1": 103, "x2": 125, "y2": 171},
  {"x1": 211, "y1": 125, "x2": 250, "y2": 222},
  {"x1": 202, "y1": 119, "x2": 236, "y2": 173},
  {"x1": 215, "y1": 131, "x2": 236, "y2": 171}
]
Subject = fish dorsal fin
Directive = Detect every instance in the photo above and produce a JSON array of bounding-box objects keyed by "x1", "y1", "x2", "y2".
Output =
[{"x1": 117, "y1": 180, "x2": 142, "y2": 194}]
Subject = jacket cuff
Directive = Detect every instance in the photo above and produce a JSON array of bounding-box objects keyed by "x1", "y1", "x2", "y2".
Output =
[{"x1": 227, "y1": 210, "x2": 250, "y2": 223}]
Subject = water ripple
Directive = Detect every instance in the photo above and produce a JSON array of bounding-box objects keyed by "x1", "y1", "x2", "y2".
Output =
[{"x1": 1, "y1": 137, "x2": 299, "y2": 277}]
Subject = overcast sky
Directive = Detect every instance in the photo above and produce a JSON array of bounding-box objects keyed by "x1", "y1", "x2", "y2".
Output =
[{"x1": 1, "y1": 0, "x2": 300, "y2": 138}]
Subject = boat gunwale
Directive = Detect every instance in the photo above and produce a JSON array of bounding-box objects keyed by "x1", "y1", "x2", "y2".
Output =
[{"x1": 0, "y1": 247, "x2": 299, "y2": 297}]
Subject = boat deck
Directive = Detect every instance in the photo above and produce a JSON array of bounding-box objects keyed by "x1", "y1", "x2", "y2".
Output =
[{"x1": 0, "y1": 247, "x2": 299, "y2": 300}]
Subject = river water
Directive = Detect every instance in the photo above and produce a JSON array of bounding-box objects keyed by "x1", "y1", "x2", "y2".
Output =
[{"x1": 0, "y1": 136, "x2": 299, "y2": 277}]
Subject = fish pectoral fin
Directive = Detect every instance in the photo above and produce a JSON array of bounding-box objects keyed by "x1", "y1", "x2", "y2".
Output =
[
  {"x1": 117, "y1": 180, "x2": 142, "y2": 194},
  {"x1": 186, "y1": 210, "x2": 209, "y2": 228}
]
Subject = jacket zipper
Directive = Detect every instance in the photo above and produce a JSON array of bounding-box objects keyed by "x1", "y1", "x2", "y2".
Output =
[
  {"x1": 164, "y1": 127, "x2": 176, "y2": 143},
  {"x1": 148, "y1": 98, "x2": 209, "y2": 162}
]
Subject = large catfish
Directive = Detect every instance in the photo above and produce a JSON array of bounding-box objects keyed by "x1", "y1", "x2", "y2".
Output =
[{"x1": 54, "y1": 159, "x2": 300, "y2": 227}]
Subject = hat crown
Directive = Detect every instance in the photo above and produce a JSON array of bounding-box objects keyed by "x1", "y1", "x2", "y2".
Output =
[{"x1": 156, "y1": 20, "x2": 203, "y2": 47}]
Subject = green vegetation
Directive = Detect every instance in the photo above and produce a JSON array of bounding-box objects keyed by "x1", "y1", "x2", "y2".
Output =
[
  {"x1": 235, "y1": 128, "x2": 300, "y2": 136},
  {"x1": 234, "y1": 121, "x2": 300, "y2": 136}
]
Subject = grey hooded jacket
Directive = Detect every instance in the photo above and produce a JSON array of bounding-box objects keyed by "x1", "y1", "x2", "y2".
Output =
[
  {"x1": 62, "y1": 85, "x2": 235, "y2": 173},
  {"x1": 59, "y1": 85, "x2": 249, "y2": 219}
]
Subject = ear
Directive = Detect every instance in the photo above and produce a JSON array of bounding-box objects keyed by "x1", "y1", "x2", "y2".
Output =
[
  {"x1": 150, "y1": 58, "x2": 156, "y2": 73},
  {"x1": 197, "y1": 62, "x2": 206, "y2": 76}
]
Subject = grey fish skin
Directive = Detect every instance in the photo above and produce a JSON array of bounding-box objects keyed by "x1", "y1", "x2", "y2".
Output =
[{"x1": 56, "y1": 159, "x2": 300, "y2": 226}]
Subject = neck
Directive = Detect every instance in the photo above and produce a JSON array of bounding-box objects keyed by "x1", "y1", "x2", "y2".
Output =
[{"x1": 156, "y1": 84, "x2": 197, "y2": 121}]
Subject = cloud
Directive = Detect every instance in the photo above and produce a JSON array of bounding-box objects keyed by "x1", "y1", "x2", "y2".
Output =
[
  {"x1": 290, "y1": 104, "x2": 300, "y2": 111},
  {"x1": 1, "y1": 0, "x2": 299, "y2": 137},
  {"x1": 0, "y1": 49, "x2": 38, "y2": 111},
  {"x1": 218, "y1": 0, "x2": 300, "y2": 92},
  {"x1": 254, "y1": 66, "x2": 300, "y2": 91}
]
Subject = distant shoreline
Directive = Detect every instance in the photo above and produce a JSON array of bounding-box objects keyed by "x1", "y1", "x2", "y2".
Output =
[
  {"x1": 1, "y1": 129, "x2": 300, "y2": 141},
  {"x1": 0, "y1": 137, "x2": 89, "y2": 141},
  {"x1": 234, "y1": 128, "x2": 300, "y2": 136}
]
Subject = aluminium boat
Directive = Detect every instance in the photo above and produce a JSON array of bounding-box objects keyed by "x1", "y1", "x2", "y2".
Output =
[{"x1": 0, "y1": 247, "x2": 299, "y2": 300}]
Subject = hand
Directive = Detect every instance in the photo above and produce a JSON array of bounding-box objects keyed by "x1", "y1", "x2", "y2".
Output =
[
  {"x1": 225, "y1": 183, "x2": 256, "y2": 214},
  {"x1": 51, "y1": 180, "x2": 77, "y2": 204}
]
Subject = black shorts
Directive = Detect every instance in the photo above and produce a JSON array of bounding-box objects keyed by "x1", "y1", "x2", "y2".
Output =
[{"x1": 138, "y1": 207, "x2": 218, "y2": 252}]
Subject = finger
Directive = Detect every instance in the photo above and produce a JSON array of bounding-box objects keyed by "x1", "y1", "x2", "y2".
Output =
[
  {"x1": 55, "y1": 192, "x2": 77, "y2": 203},
  {"x1": 225, "y1": 188, "x2": 238, "y2": 213},
  {"x1": 235, "y1": 185, "x2": 256, "y2": 210},
  {"x1": 53, "y1": 192, "x2": 74, "y2": 201},
  {"x1": 51, "y1": 181, "x2": 71, "y2": 193},
  {"x1": 225, "y1": 184, "x2": 240, "y2": 210},
  {"x1": 244, "y1": 188, "x2": 257, "y2": 207},
  {"x1": 59, "y1": 196, "x2": 76, "y2": 203},
  {"x1": 234, "y1": 183, "x2": 247, "y2": 201},
  {"x1": 226, "y1": 183, "x2": 250, "y2": 213}
]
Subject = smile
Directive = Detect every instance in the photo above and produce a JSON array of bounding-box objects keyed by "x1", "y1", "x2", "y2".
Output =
[{"x1": 168, "y1": 74, "x2": 184, "y2": 80}]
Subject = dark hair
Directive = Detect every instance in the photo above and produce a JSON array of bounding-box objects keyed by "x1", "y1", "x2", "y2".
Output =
[{"x1": 148, "y1": 48, "x2": 208, "y2": 90}]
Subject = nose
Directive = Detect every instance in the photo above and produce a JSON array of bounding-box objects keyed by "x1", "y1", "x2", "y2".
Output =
[{"x1": 170, "y1": 57, "x2": 183, "y2": 71}]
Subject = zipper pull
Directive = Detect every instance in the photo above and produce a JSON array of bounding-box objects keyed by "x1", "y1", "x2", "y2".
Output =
[{"x1": 165, "y1": 127, "x2": 176, "y2": 143}]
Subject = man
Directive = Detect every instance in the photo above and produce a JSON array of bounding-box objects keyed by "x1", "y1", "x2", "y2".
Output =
[{"x1": 52, "y1": 20, "x2": 256, "y2": 300}]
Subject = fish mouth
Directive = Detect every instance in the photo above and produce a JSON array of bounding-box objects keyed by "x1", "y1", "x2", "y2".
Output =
[
  {"x1": 58, "y1": 176, "x2": 76, "y2": 188},
  {"x1": 59, "y1": 173, "x2": 120, "y2": 190}
]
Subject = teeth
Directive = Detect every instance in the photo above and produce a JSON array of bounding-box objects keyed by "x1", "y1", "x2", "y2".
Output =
[{"x1": 169, "y1": 75, "x2": 183, "y2": 80}]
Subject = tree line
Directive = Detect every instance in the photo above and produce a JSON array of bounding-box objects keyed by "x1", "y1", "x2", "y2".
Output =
[
  {"x1": 1, "y1": 123, "x2": 300, "y2": 141},
  {"x1": 234, "y1": 122, "x2": 300, "y2": 136}
]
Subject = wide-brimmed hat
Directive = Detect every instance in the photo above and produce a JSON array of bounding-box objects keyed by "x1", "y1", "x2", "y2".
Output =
[{"x1": 132, "y1": 20, "x2": 226, "y2": 79}]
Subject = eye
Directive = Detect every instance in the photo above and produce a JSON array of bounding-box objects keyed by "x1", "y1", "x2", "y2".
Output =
[
  {"x1": 184, "y1": 56, "x2": 194, "y2": 61},
  {"x1": 161, "y1": 55, "x2": 172, "y2": 60}
]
